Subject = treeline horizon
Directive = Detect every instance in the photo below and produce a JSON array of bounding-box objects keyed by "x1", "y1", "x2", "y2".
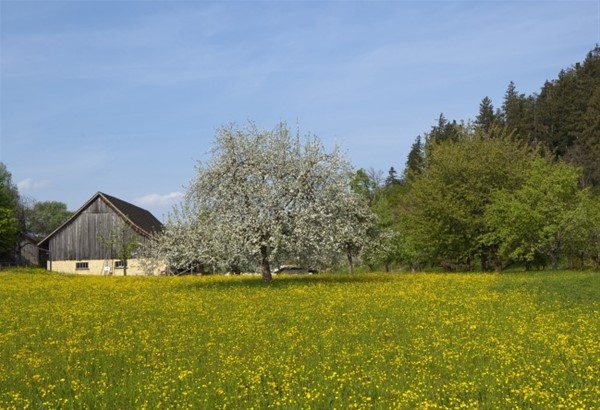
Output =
[
  {"x1": 401, "y1": 45, "x2": 600, "y2": 189},
  {"x1": 354, "y1": 46, "x2": 600, "y2": 272},
  {"x1": 2, "y1": 47, "x2": 599, "y2": 273}
]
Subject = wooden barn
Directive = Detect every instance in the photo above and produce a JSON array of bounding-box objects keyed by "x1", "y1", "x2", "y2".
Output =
[{"x1": 38, "y1": 192, "x2": 163, "y2": 275}]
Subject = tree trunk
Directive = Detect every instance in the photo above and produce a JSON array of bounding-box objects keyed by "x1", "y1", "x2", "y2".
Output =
[
  {"x1": 346, "y1": 249, "x2": 354, "y2": 274},
  {"x1": 494, "y1": 256, "x2": 503, "y2": 273},
  {"x1": 550, "y1": 253, "x2": 558, "y2": 270},
  {"x1": 260, "y1": 244, "x2": 272, "y2": 282},
  {"x1": 480, "y1": 252, "x2": 489, "y2": 272}
]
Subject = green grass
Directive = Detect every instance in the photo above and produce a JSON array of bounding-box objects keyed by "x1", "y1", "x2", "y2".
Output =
[{"x1": 0, "y1": 269, "x2": 598, "y2": 409}]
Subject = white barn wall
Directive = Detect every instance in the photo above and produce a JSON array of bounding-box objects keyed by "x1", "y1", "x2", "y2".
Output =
[{"x1": 50, "y1": 259, "x2": 164, "y2": 276}]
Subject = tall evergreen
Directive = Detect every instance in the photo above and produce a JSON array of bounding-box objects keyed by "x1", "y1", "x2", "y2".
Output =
[
  {"x1": 475, "y1": 96, "x2": 496, "y2": 135},
  {"x1": 396, "y1": 46, "x2": 600, "y2": 271},
  {"x1": 536, "y1": 46, "x2": 600, "y2": 158},
  {"x1": 501, "y1": 81, "x2": 522, "y2": 132},
  {"x1": 427, "y1": 113, "x2": 460, "y2": 144},
  {"x1": 404, "y1": 136, "x2": 425, "y2": 181},
  {"x1": 385, "y1": 167, "x2": 401, "y2": 186},
  {"x1": 567, "y1": 86, "x2": 600, "y2": 188}
]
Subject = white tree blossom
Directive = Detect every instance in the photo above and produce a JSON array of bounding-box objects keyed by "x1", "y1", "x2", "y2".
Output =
[{"x1": 155, "y1": 122, "x2": 374, "y2": 281}]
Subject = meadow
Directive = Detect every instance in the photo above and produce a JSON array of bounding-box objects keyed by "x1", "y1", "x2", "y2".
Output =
[{"x1": 0, "y1": 269, "x2": 598, "y2": 409}]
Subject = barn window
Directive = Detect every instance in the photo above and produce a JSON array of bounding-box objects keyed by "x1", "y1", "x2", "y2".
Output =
[
  {"x1": 115, "y1": 260, "x2": 127, "y2": 269},
  {"x1": 76, "y1": 262, "x2": 89, "y2": 270}
]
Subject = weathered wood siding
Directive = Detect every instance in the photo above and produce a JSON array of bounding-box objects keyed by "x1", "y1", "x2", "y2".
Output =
[
  {"x1": 18, "y1": 240, "x2": 39, "y2": 266},
  {"x1": 48, "y1": 197, "x2": 146, "y2": 260}
]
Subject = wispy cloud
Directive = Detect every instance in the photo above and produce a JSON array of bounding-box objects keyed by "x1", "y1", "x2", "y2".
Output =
[
  {"x1": 17, "y1": 178, "x2": 50, "y2": 190},
  {"x1": 135, "y1": 192, "x2": 184, "y2": 207}
]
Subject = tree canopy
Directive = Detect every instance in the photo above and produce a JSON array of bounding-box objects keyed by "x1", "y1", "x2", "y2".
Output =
[
  {"x1": 24, "y1": 201, "x2": 72, "y2": 240},
  {"x1": 0, "y1": 163, "x2": 20, "y2": 261},
  {"x1": 6, "y1": 47, "x2": 600, "y2": 274},
  {"x1": 154, "y1": 122, "x2": 374, "y2": 280},
  {"x1": 348, "y1": 47, "x2": 600, "y2": 272}
]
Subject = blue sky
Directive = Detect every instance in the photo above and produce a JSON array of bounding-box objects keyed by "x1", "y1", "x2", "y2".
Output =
[{"x1": 1, "y1": 0, "x2": 598, "y2": 220}]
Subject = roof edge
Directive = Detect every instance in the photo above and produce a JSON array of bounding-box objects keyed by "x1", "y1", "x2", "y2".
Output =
[
  {"x1": 38, "y1": 192, "x2": 161, "y2": 247},
  {"x1": 37, "y1": 192, "x2": 103, "y2": 248},
  {"x1": 97, "y1": 192, "x2": 151, "y2": 238}
]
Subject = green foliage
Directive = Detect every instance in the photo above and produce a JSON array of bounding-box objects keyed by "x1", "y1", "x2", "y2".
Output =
[
  {"x1": 536, "y1": 46, "x2": 600, "y2": 162},
  {"x1": 495, "y1": 47, "x2": 600, "y2": 187},
  {"x1": 24, "y1": 201, "x2": 72, "y2": 240},
  {"x1": 404, "y1": 133, "x2": 534, "y2": 270},
  {"x1": 567, "y1": 85, "x2": 600, "y2": 189},
  {"x1": 349, "y1": 169, "x2": 377, "y2": 201},
  {"x1": 501, "y1": 81, "x2": 521, "y2": 131},
  {"x1": 475, "y1": 96, "x2": 497, "y2": 135},
  {"x1": 392, "y1": 47, "x2": 600, "y2": 271},
  {"x1": 0, "y1": 208, "x2": 18, "y2": 260},
  {"x1": 485, "y1": 158, "x2": 582, "y2": 269},
  {"x1": 349, "y1": 169, "x2": 403, "y2": 271},
  {"x1": 384, "y1": 166, "x2": 401, "y2": 186},
  {"x1": 426, "y1": 113, "x2": 461, "y2": 145},
  {"x1": 403, "y1": 135, "x2": 425, "y2": 182},
  {"x1": 565, "y1": 191, "x2": 600, "y2": 269},
  {"x1": 361, "y1": 184, "x2": 402, "y2": 271},
  {"x1": 0, "y1": 163, "x2": 20, "y2": 261}
]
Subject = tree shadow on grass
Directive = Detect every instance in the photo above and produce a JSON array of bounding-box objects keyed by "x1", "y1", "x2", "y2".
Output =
[{"x1": 177, "y1": 273, "x2": 394, "y2": 291}]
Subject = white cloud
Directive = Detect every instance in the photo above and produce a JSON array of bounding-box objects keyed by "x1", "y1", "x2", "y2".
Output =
[
  {"x1": 17, "y1": 178, "x2": 50, "y2": 190},
  {"x1": 135, "y1": 192, "x2": 184, "y2": 207}
]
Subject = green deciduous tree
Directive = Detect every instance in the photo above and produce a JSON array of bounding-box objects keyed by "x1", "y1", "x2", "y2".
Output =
[
  {"x1": 24, "y1": 201, "x2": 72, "y2": 240},
  {"x1": 404, "y1": 132, "x2": 534, "y2": 271},
  {"x1": 485, "y1": 157, "x2": 582, "y2": 270},
  {"x1": 0, "y1": 163, "x2": 20, "y2": 262},
  {"x1": 563, "y1": 191, "x2": 600, "y2": 269},
  {"x1": 350, "y1": 169, "x2": 378, "y2": 202}
]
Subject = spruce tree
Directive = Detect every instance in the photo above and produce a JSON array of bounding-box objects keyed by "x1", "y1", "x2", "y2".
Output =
[
  {"x1": 385, "y1": 167, "x2": 401, "y2": 186},
  {"x1": 475, "y1": 96, "x2": 496, "y2": 135},
  {"x1": 404, "y1": 136, "x2": 425, "y2": 181},
  {"x1": 501, "y1": 81, "x2": 522, "y2": 132}
]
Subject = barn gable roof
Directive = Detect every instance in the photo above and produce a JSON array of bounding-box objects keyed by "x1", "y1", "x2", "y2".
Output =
[
  {"x1": 38, "y1": 192, "x2": 163, "y2": 248},
  {"x1": 99, "y1": 192, "x2": 163, "y2": 237}
]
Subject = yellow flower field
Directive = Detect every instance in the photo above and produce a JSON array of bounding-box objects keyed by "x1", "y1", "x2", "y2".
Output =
[{"x1": 0, "y1": 269, "x2": 598, "y2": 409}]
